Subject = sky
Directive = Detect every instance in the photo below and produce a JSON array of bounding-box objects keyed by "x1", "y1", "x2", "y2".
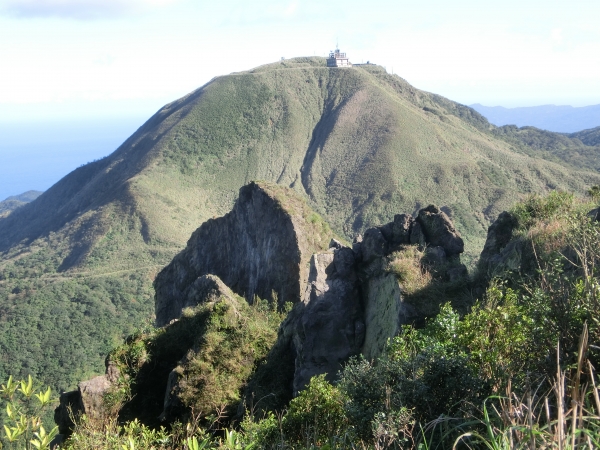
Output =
[{"x1": 1, "y1": 0, "x2": 600, "y2": 198}]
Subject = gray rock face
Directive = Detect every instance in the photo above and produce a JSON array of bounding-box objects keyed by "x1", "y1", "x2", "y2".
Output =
[
  {"x1": 281, "y1": 204, "x2": 468, "y2": 392},
  {"x1": 409, "y1": 221, "x2": 426, "y2": 247},
  {"x1": 54, "y1": 370, "x2": 117, "y2": 435},
  {"x1": 361, "y1": 273, "x2": 402, "y2": 360},
  {"x1": 392, "y1": 214, "x2": 413, "y2": 245},
  {"x1": 361, "y1": 227, "x2": 388, "y2": 263},
  {"x1": 478, "y1": 211, "x2": 520, "y2": 278},
  {"x1": 417, "y1": 205, "x2": 464, "y2": 255},
  {"x1": 289, "y1": 247, "x2": 364, "y2": 393},
  {"x1": 79, "y1": 376, "x2": 113, "y2": 420},
  {"x1": 158, "y1": 274, "x2": 235, "y2": 327},
  {"x1": 154, "y1": 182, "x2": 330, "y2": 326}
]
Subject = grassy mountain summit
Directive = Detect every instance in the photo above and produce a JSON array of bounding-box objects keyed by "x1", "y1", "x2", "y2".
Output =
[
  {"x1": 1, "y1": 56, "x2": 600, "y2": 393},
  {"x1": 3, "y1": 57, "x2": 598, "y2": 268}
]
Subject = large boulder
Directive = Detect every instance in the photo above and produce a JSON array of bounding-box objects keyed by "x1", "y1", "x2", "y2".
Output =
[
  {"x1": 478, "y1": 211, "x2": 519, "y2": 277},
  {"x1": 154, "y1": 182, "x2": 333, "y2": 326},
  {"x1": 417, "y1": 205, "x2": 464, "y2": 255},
  {"x1": 54, "y1": 361, "x2": 120, "y2": 435}
]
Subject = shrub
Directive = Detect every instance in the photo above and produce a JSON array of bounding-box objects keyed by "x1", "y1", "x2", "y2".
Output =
[
  {"x1": 510, "y1": 191, "x2": 573, "y2": 231},
  {"x1": 281, "y1": 374, "x2": 348, "y2": 446},
  {"x1": 456, "y1": 283, "x2": 538, "y2": 388},
  {"x1": 340, "y1": 305, "x2": 487, "y2": 440}
]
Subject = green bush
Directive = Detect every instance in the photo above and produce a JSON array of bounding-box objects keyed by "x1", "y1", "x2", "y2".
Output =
[
  {"x1": 456, "y1": 283, "x2": 538, "y2": 387},
  {"x1": 510, "y1": 191, "x2": 574, "y2": 230},
  {"x1": 340, "y1": 304, "x2": 487, "y2": 441},
  {"x1": 281, "y1": 374, "x2": 348, "y2": 446}
]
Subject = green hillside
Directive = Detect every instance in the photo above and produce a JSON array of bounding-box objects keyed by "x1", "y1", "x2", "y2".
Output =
[
  {"x1": 1, "y1": 56, "x2": 600, "y2": 394},
  {"x1": 569, "y1": 125, "x2": 600, "y2": 146}
]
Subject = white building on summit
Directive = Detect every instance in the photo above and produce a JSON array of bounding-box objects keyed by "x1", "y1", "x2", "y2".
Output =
[{"x1": 327, "y1": 49, "x2": 351, "y2": 67}]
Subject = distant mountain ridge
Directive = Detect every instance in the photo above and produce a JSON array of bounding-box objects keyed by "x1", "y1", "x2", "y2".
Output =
[
  {"x1": 470, "y1": 103, "x2": 600, "y2": 133},
  {"x1": 2, "y1": 56, "x2": 600, "y2": 394},
  {"x1": 0, "y1": 190, "x2": 43, "y2": 216}
]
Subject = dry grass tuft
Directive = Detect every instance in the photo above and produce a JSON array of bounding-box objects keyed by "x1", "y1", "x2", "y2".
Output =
[{"x1": 387, "y1": 246, "x2": 432, "y2": 294}]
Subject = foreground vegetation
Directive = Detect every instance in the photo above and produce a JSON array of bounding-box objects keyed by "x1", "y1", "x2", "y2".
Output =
[{"x1": 3, "y1": 191, "x2": 599, "y2": 449}]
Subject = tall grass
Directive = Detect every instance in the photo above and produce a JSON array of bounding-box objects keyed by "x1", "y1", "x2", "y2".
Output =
[{"x1": 453, "y1": 324, "x2": 600, "y2": 450}]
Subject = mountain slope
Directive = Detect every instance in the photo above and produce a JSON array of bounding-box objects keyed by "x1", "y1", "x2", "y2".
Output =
[
  {"x1": 490, "y1": 125, "x2": 600, "y2": 172},
  {"x1": 4, "y1": 58, "x2": 598, "y2": 268},
  {"x1": 1, "y1": 57, "x2": 600, "y2": 392}
]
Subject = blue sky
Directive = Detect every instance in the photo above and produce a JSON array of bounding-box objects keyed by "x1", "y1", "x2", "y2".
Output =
[{"x1": 1, "y1": 0, "x2": 599, "y2": 198}]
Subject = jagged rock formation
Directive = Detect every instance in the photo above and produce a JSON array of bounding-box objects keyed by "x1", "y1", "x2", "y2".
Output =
[
  {"x1": 273, "y1": 205, "x2": 468, "y2": 393},
  {"x1": 157, "y1": 274, "x2": 235, "y2": 327},
  {"x1": 288, "y1": 245, "x2": 364, "y2": 394},
  {"x1": 154, "y1": 181, "x2": 334, "y2": 326},
  {"x1": 57, "y1": 183, "x2": 471, "y2": 430}
]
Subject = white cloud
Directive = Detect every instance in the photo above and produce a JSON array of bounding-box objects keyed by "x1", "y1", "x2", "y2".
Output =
[{"x1": 0, "y1": 0, "x2": 180, "y2": 20}]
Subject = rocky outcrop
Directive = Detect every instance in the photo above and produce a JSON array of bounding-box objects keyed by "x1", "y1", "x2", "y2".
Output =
[
  {"x1": 54, "y1": 360, "x2": 120, "y2": 435},
  {"x1": 154, "y1": 182, "x2": 332, "y2": 326},
  {"x1": 62, "y1": 194, "x2": 470, "y2": 430},
  {"x1": 477, "y1": 211, "x2": 520, "y2": 278},
  {"x1": 157, "y1": 274, "x2": 235, "y2": 327},
  {"x1": 287, "y1": 245, "x2": 364, "y2": 393},
  {"x1": 417, "y1": 205, "x2": 464, "y2": 256},
  {"x1": 158, "y1": 285, "x2": 243, "y2": 423},
  {"x1": 478, "y1": 206, "x2": 600, "y2": 281},
  {"x1": 355, "y1": 207, "x2": 466, "y2": 359},
  {"x1": 268, "y1": 205, "x2": 468, "y2": 393}
]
